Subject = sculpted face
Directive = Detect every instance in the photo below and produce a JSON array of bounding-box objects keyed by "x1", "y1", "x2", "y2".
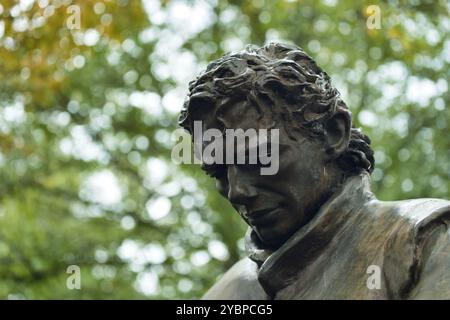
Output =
[
  {"x1": 181, "y1": 44, "x2": 372, "y2": 248},
  {"x1": 201, "y1": 97, "x2": 340, "y2": 248}
]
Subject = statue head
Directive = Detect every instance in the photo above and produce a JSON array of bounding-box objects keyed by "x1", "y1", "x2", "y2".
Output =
[{"x1": 179, "y1": 42, "x2": 374, "y2": 248}]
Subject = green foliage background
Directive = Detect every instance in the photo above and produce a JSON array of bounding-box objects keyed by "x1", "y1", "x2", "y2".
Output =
[{"x1": 0, "y1": 0, "x2": 448, "y2": 299}]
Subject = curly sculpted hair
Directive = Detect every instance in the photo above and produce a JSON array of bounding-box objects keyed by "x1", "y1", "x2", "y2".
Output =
[{"x1": 179, "y1": 42, "x2": 374, "y2": 174}]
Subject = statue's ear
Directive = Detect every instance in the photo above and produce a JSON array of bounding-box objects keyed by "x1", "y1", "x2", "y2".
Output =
[{"x1": 324, "y1": 110, "x2": 351, "y2": 159}]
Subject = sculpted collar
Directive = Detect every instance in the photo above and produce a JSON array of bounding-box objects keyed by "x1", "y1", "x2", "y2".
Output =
[{"x1": 244, "y1": 173, "x2": 375, "y2": 296}]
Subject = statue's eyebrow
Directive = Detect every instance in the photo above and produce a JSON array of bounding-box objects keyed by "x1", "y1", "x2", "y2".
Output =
[
  {"x1": 240, "y1": 140, "x2": 288, "y2": 154},
  {"x1": 223, "y1": 138, "x2": 288, "y2": 163}
]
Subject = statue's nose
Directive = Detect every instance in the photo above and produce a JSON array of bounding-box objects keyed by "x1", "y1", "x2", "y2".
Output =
[{"x1": 226, "y1": 165, "x2": 257, "y2": 205}]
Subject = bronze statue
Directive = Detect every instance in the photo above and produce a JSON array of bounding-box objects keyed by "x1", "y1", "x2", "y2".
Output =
[{"x1": 179, "y1": 43, "x2": 450, "y2": 299}]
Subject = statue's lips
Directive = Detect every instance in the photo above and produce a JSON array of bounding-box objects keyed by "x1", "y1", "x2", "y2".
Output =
[{"x1": 246, "y1": 207, "x2": 281, "y2": 225}]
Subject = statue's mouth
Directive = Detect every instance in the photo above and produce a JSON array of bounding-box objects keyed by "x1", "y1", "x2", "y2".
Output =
[{"x1": 246, "y1": 206, "x2": 281, "y2": 225}]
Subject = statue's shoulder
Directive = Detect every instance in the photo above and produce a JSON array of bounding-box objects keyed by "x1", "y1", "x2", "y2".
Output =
[
  {"x1": 202, "y1": 257, "x2": 269, "y2": 300},
  {"x1": 381, "y1": 197, "x2": 450, "y2": 298},
  {"x1": 390, "y1": 197, "x2": 450, "y2": 227},
  {"x1": 372, "y1": 197, "x2": 450, "y2": 250}
]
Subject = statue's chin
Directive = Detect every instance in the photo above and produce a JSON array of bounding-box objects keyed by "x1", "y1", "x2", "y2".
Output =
[
  {"x1": 251, "y1": 209, "x2": 306, "y2": 249},
  {"x1": 254, "y1": 226, "x2": 291, "y2": 249}
]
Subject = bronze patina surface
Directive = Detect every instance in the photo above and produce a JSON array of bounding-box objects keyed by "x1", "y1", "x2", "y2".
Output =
[{"x1": 179, "y1": 43, "x2": 450, "y2": 299}]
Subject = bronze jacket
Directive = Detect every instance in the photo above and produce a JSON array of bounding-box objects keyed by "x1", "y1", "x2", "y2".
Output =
[{"x1": 203, "y1": 174, "x2": 450, "y2": 299}]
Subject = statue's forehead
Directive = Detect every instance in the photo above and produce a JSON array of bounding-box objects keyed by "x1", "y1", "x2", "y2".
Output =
[{"x1": 207, "y1": 98, "x2": 275, "y2": 131}]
